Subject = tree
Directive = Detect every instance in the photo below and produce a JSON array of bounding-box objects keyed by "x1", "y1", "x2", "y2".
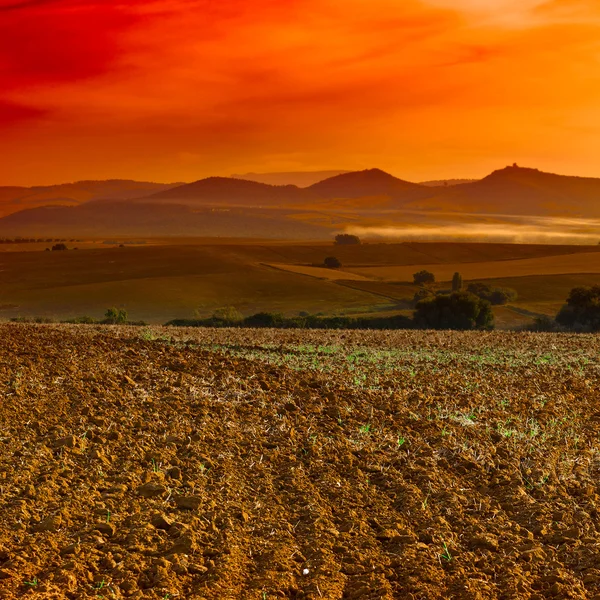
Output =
[
  {"x1": 414, "y1": 292, "x2": 494, "y2": 330},
  {"x1": 489, "y1": 287, "x2": 518, "y2": 305},
  {"x1": 244, "y1": 312, "x2": 285, "y2": 327},
  {"x1": 104, "y1": 307, "x2": 128, "y2": 324},
  {"x1": 334, "y1": 234, "x2": 361, "y2": 246},
  {"x1": 413, "y1": 270, "x2": 435, "y2": 285},
  {"x1": 412, "y1": 287, "x2": 434, "y2": 307},
  {"x1": 51, "y1": 243, "x2": 68, "y2": 251},
  {"x1": 556, "y1": 285, "x2": 600, "y2": 332},
  {"x1": 467, "y1": 282, "x2": 517, "y2": 305},
  {"x1": 212, "y1": 306, "x2": 243, "y2": 323},
  {"x1": 451, "y1": 272, "x2": 463, "y2": 292},
  {"x1": 324, "y1": 256, "x2": 342, "y2": 269}
]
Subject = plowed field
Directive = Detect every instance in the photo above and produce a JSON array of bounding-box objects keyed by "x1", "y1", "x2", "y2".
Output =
[{"x1": 1, "y1": 325, "x2": 600, "y2": 599}]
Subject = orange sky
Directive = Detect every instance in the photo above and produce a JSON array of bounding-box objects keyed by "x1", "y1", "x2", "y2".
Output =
[{"x1": 1, "y1": 0, "x2": 599, "y2": 185}]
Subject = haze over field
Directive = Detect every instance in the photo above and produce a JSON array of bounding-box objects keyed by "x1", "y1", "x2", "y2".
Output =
[
  {"x1": 1, "y1": 166, "x2": 600, "y2": 244},
  {"x1": 3, "y1": 4, "x2": 600, "y2": 597},
  {"x1": 1, "y1": 0, "x2": 599, "y2": 323}
]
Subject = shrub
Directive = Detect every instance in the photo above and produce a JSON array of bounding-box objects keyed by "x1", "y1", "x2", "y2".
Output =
[
  {"x1": 466, "y1": 282, "x2": 491, "y2": 297},
  {"x1": 467, "y1": 282, "x2": 518, "y2": 305},
  {"x1": 525, "y1": 315, "x2": 565, "y2": 332},
  {"x1": 51, "y1": 243, "x2": 68, "y2": 251},
  {"x1": 104, "y1": 307, "x2": 128, "y2": 324},
  {"x1": 334, "y1": 234, "x2": 361, "y2": 245},
  {"x1": 10, "y1": 316, "x2": 54, "y2": 324},
  {"x1": 413, "y1": 270, "x2": 435, "y2": 285},
  {"x1": 489, "y1": 287, "x2": 518, "y2": 305},
  {"x1": 324, "y1": 256, "x2": 342, "y2": 269},
  {"x1": 165, "y1": 312, "x2": 414, "y2": 330},
  {"x1": 414, "y1": 292, "x2": 494, "y2": 330},
  {"x1": 62, "y1": 316, "x2": 98, "y2": 324},
  {"x1": 212, "y1": 306, "x2": 243, "y2": 324},
  {"x1": 556, "y1": 285, "x2": 600, "y2": 332},
  {"x1": 243, "y1": 312, "x2": 285, "y2": 327},
  {"x1": 412, "y1": 287, "x2": 434, "y2": 307}
]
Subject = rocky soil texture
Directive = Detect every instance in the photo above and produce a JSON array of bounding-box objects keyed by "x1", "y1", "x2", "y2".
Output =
[{"x1": 1, "y1": 324, "x2": 600, "y2": 599}]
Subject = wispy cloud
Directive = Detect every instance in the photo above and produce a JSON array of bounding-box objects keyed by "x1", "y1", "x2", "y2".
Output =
[{"x1": 1, "y1": 0, "x2": 600, "y2": 184}]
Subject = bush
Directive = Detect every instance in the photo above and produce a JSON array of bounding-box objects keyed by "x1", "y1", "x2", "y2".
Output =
[
  {"x1": 212, "y1": 306, "x2": 243, "y2": 324},
  {"x1": 525, "y1": 315, "x2": 565, "y2": 332},
  {"x1": 104, "y1": 307, "x2": 128, "y2": 324},
  {"x1": 324, "y1": 256, "x2": 342, "y2": 269},
  {"x1": 414, "y1": 292, "x2": 494, "y2": 330},
  {"x1": 489, "y1": 287, "x2": 518, "y2": 305},
  {"x1": 467, "y1": 283, "x2": 518, "y2": 305},
  {"x1": 334, "y1": 234, "x2": 361, "y2": 245},
  {"x1": 62, "y1": 316, "x2": 98, "y2": 324},
  {"x1": 51, "y1": 243, "x2": 68, "y2": 251},
  {"x1": 556, "y1": 285, "x2": 600, "y2": 332},
  {"x1": 412, "y1": 287, "x2": 434, "y2": 307},
  {"x1": 10, "y1": 316, "x2": 55, "y2": 324},
  {"x1": 165, "y1": 312, "x2": 414, "y2": 330},
  {"x1": 413, "y1": 270, "x2": 435, "y2": 285},
  {"x1": 243, "y1": 312, "x2": 285, "y2": 327}
]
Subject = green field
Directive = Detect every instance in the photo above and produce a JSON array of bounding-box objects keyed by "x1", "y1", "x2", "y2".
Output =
[{"x1": 0, "y1": 241, "x2": 598, "y2": 326}]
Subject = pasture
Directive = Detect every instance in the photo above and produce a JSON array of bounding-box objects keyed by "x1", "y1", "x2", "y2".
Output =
[{"x1": 0, "y1": 240, "x2": 598, "y2": 325}]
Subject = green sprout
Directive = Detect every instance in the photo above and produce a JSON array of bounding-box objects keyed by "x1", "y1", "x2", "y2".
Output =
[{"x1": 440, "y1": 542, "x2": 452, "y2": 562}]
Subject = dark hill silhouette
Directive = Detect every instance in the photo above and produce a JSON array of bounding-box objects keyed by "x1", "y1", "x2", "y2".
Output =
[
  {"x1": 0, "y1": 201, "x2": 326, "y2": 239},
  {"x1": 307, "y1": 168, "x2": 432, "y2": 203},
  {"x1": 0, "y1": 179, "x2": 183, "y2": 217},
  {"x1": 145, "y1": 176, "x2": 314, "y2": 206},
  {"x1": 408, "y1": 166, "x2": 600, "y2": 216},
  {"x1": 144, "y1": 170, "x2": 433, "y2": 208},
  {"x1": 3, "y1": 165, "x2": 600, "y2": 239}
]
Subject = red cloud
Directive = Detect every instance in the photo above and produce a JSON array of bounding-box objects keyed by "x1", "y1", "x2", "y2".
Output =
[
  {"x1": 0, "y1": 100, "x2": 47, "y2": 125},
  {"x1": 0, "y1": 1, "x2": 141, "y2": 88},
  {"x1": 1, "y1": 0, "x2": 600, "y2": 184}
]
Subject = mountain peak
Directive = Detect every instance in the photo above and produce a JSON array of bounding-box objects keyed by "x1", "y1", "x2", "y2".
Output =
[
  {"x1": 307, "y1": 168, "x2": 428, "y2": 201},
  {"x1": 145, "y1": 175, "x2": 309, "y2": 205},
  {"x1": 484, "y1": 165, "x2": 544, "y2": 180}
]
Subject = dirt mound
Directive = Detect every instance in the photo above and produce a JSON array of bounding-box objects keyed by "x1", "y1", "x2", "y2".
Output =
[{"x1": 0, "y1": 324, "x2": 599, "y2": 599}]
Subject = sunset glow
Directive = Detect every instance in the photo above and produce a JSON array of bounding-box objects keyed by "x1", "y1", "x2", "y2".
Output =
[{"x1": 1, "y1": 0, "x2": 599, "y2": 185}]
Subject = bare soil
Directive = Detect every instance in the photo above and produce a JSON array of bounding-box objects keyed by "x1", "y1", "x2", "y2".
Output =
[{"x1": 1, "y1": 324, "x2": 600, "y2": 599}]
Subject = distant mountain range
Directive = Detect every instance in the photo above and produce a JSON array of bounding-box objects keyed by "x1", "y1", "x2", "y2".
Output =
[
  {"x1": 1, "y1": 165, "x2": 599, "y2": 239},
  {"x1": 0, "y1": 179, "x2": 182, "y2": 218},
  {"x1": 407, "y1": 167, "x2": 600, "y2": 216},
  {"x1": 145, "y1": 176, "x2": 312, "y2": 207}
]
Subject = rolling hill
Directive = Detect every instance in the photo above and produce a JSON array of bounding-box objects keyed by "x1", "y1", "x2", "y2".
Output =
[
  {"x1": 0, "y1": 201, "x2": 327, "y2": 239},
  {"x1": 0, "y1": 179, "x2": 183, "y2": 218},
  {"x1": 145, "y1": 176, "x2": 315, "y2": 207},
  {"x1": 306, "y1": 168, "x2": 432, "y2": 203},
  {"x1": 2, "y1": 165, "x2": 600, "y2": 240},
  {"x1": 144, "y1": 169, "x2": 434, "y2": 208},
  {"x1": 407, "y1": 165, "x2": 600, "y2": 216}
]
